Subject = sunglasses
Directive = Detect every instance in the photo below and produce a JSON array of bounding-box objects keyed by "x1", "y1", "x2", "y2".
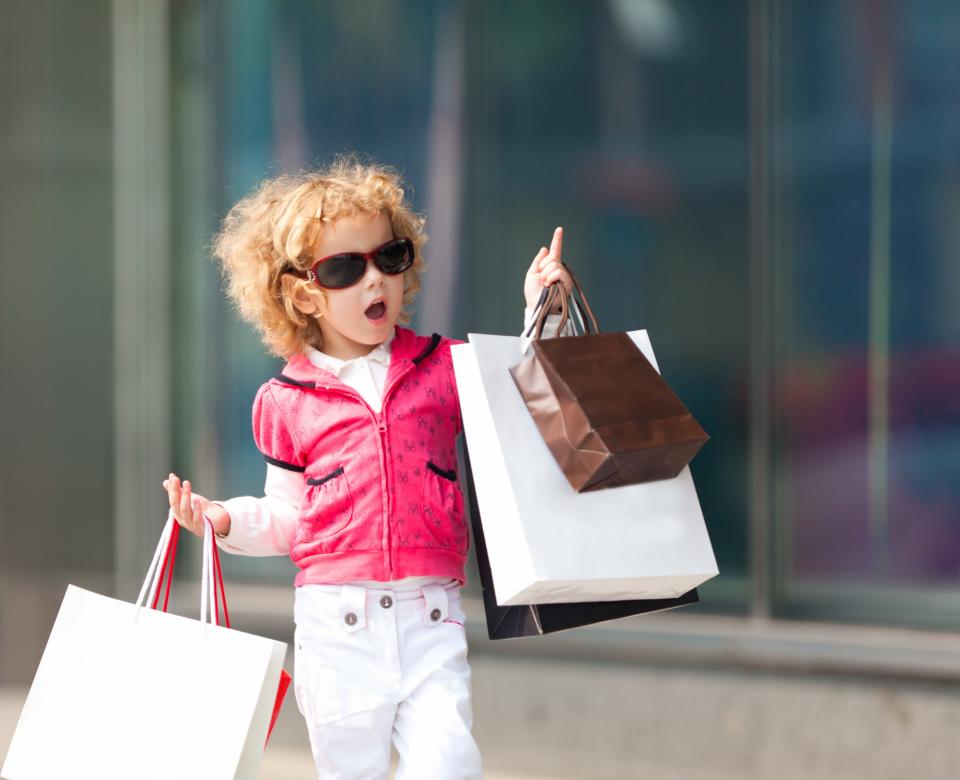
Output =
[{"x1": 300, "y1": 237, "x2": 415, "y2": 289}]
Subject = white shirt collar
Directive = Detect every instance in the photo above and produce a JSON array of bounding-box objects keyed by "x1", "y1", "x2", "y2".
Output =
[{"x1": 305, "y1": 328, "x2": 394, "y2": 376}]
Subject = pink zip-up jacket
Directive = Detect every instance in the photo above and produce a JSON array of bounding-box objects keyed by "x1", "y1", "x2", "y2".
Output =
[{"x1": 255, "y1": 326, "x2": 467, "y2": 587}]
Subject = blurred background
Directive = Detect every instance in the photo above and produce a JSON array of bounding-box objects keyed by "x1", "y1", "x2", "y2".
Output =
[{"x1": 2, "y1": 0, "x2": 960, "y2": 777}]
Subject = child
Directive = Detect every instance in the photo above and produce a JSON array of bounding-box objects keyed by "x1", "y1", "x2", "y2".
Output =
[{"x1": 164, "y1": 155, "x2": 573, "y2": 779}]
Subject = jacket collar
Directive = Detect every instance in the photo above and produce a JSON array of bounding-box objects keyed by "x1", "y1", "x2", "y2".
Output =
[
  {"x1": 275, "y1": 326, "x2": 441, "y2": 389},
  {"x1": 305, "y1": 328, "x2": 394, "y2": 375}
]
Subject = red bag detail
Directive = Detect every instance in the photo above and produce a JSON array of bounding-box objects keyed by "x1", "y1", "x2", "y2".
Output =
[
  {"x1": 153, "y1": 520, "x2": 290, "y2": 747},
  {"x1": 266, "y1": 670, "x2": 292, "y2": 746}
]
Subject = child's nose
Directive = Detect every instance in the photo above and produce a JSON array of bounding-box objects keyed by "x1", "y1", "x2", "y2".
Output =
[{"x1": 363, "y1": 259, "x2": 385, "y2": 286}]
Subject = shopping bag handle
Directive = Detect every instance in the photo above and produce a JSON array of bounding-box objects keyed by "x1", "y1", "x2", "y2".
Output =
[
  {"x1": 152, "y1": 518, "x2": 180, "y2": 612},
  {"x1": 154, "y1": 517, "x2": 230, "y2": 627},
  {"x1": 528, "y1": 263, "x2": 600, "y2": 340},
  {"x1": 211, "y1": 528, "x2": 231, "y2": 627},
  {"x1": 135, "y1": 517, "x2": 175, "y2": 617},
  {"x1": 524, "y1": 282, "x2": 587, "y2": 339},
  {"x1": 199, "y1": 519, "x2": 231, "y2": 628},
  {"x1": 134, "y1": 516, "x2": 230, "y2": 628}
]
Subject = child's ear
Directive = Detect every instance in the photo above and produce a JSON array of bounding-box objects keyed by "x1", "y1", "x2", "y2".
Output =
[{"x1": 281, "y1": 273, "x2": 325, "y2": 317}]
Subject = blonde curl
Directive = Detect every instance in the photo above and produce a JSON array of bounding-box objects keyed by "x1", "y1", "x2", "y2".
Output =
[{"x1": 211, "y1": 153, "x2": 428, "y2": 359}]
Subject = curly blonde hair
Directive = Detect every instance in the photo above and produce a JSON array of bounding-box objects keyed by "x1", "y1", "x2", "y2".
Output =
[{"x1": 211, "y1": 154, "x2": 428, "y2": 358}]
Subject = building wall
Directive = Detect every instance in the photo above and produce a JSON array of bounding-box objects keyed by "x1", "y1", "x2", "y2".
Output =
[
  {"x1": 2, "y1": 4, "x2": 959, "y2": 777},
  {"x1": 0, "y1": 0, "x2": 114, "y2": 681}
]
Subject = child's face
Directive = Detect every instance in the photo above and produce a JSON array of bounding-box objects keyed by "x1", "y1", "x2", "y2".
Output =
[{"x1": 308, "y1": 212, "x2": 406, "y2": 360}]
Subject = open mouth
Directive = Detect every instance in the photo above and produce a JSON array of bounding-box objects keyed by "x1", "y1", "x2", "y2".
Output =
[{"x1": 365, "y1": 300, "x2": 387, "y2": 321}]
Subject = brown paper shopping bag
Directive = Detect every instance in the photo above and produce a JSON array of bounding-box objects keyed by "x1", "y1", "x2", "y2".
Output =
[{"x1": 510, "y1": 271, "x2": 709, "y2": 492}]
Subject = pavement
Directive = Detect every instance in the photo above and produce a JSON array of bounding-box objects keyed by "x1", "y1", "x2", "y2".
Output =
[
  {"x1": 0, "y1": 657, "x2": 565, "y2": 780},
  {"x1": 5, "y1": 635, "x2": 960, "y2": 779}
]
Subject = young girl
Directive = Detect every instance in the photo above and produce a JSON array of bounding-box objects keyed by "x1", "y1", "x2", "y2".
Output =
[{"x1": 163, "y1": 155, "x2": 573, "y2": 779}]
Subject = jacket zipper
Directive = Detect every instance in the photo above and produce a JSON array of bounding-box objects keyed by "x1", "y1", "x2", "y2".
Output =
[
  {"x1": 377, "y1": 416, "x2": 390, "y2": 575},
  {"x1": 316, "y1": 362, "x2": 413, "y2": 579}
]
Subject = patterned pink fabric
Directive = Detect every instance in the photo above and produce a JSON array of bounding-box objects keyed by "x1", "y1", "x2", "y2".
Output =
[{"x1": 254, "y1": 326, "x2": 468, "y2": 586}]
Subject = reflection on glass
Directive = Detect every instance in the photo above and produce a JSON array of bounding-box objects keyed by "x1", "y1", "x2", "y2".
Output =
[
  {"x1": 175, "y1": 0, "x2": 753, "y2": 610},
  {"x1": 772, "y1": 1, "x2": 960, "y2": 626},
  {"x1": 462, "y1": 0, "x2": 751, "y2": 609}
]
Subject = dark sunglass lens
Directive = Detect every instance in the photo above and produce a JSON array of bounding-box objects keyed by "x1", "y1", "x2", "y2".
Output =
[
  {"x1": 315, "y1": 254, "x2": 366, "y2": 288},
  {"x1": 375, "y1": 240, "x2": 413, "y2": 274}
]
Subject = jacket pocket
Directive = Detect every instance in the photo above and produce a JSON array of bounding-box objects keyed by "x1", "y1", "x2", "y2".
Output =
[
  {"x1": 300, "y1": 466, "x2": 354, "y2": 541},
  {"x1": 418, "y1": 459, "x2": 467, "y2": 554}
]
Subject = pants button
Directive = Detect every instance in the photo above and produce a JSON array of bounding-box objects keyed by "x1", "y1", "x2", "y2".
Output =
[
  {"x1": 430, "y1": 608, "x2": 442, "y2": 622},
  {"x1": 344, "y1": 612, "x2": 358, "y2": 626},
  {"x1": 380, "y1": 595, "x2": 393, "y2": 609}
]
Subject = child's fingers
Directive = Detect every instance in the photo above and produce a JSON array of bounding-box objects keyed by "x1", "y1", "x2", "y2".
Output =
[
  {"x1": 165, "y1": 473, "x2": 205, "y2": 537},
  {"x1": 192, "y1": 498, "x2": 208, "y2": 533},
  {"x1": 536, "y1": 229, "x2": 565, "y2": 279},
  {"x1": 528, "y1": 247, "x2": 548, "y2": 274},
  {"x1": 538, "y1": 236, "x2": 564, "y2": 271},
  {"x1": 179, "y1": 481, "x2": 193, "y2": 528},
  {"x1": 185, "y1": 481, "x2": 200, "y2": 534},
  {"x1": 182, "y1": 480, "x2": 201, "y2": 536},
  {"x1": 540, "y1": 258, "x2": 565, "y2": 275},
  {"x1": 543, "y1": 267, "x2": 565, "y2": 282},
  {"x1": 166, "y1": 473, "x2": 180, "y2": 513},
  {"x1": 543, "y1": 268, "x2": 569, "y2": 294},
  {"x1": 540, "y1": 257, "x2": 570, "y2": 283}
]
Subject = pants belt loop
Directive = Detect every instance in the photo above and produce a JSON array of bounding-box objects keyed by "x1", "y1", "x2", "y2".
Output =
[
  {"x1": 421, "y1": 583, "x2": 449, "y2": 626},
  {"x1": 338, "y1": 584, "x2": 367, "y2": 633}
]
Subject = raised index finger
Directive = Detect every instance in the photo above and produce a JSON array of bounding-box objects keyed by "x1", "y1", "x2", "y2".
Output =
[{"x1": 549, "y1": 226, "x2": 563, "y2": 262}]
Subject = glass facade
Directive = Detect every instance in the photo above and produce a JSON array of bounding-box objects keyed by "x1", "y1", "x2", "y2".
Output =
[
  {"x1": 163, "y1": 0, "x2": 960, "y2": 628},
  {"x1": 763, "y1": 0, "x2": 960, "y2": 627}
]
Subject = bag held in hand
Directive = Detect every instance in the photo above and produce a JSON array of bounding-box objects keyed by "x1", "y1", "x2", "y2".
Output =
[
  {"x1": 455, "y1": 434, "x2": 699, "y2": 639},
  {"x1": 452, "y1": 331, "x2": 717, "y2": 606},
  {"x1": 1, "y1": 518, "x2": 290, "y2": 780},
  {"x1": 510, "y1": 273, "x2": 709, "y2": 492}
]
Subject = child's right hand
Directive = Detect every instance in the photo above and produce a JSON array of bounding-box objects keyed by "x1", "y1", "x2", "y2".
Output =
[
  {"x1": 523, "y1": 226, "x2": 574, "y2": 313},
  {"x1": 163, "y1": 473, "x2": 228, "y2": 538}
]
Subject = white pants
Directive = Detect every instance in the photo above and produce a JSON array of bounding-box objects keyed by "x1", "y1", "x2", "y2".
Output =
[{"x1": 293, "y1": 582, "x2": 483, "y2": 779}]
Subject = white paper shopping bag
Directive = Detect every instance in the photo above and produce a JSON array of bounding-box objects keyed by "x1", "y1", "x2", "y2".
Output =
[
  {"x1": 451, "y1": 330, "x2": 718, "y2": 606},
  {"x1": 2, "y1": 519, "x2": 287, "y2": 780}
]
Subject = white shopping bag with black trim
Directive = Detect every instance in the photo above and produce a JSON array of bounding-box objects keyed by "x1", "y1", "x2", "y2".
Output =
[
  {"x1": 451, "y1": 330, "x2": 718, "y2": 607},
  {"x1": 2, "y1": 518, "x2": 288, "y2": 780}
]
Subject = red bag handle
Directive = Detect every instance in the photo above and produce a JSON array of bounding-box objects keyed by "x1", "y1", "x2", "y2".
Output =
[
  {"x1": 151, "y1": 519, "x2": 230, "y2": 628},
  {"x1": 152, "y1": 517, "x2": 287, "y2": 747}
]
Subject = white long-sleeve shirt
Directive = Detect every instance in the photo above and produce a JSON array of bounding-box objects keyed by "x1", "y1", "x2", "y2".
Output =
[{"x1": 202, "y1": 306, "x2": 574, "y2": 587}]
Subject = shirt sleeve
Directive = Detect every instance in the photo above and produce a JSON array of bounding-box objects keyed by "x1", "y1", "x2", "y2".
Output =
[
  {"x1": 520, "y1": 297, "x2": 578, "y2": 354},
  {"x1": 252, "y1": 383, "x2": 305, "y2": 473},
  {"x1": 212, "y1": 464, "x2": 303, "y2": 557}
]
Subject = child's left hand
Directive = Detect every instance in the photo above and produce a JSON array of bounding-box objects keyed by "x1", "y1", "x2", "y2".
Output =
[{"x1": 524, "y1": 226, "x2": 575, "y2": 314}]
